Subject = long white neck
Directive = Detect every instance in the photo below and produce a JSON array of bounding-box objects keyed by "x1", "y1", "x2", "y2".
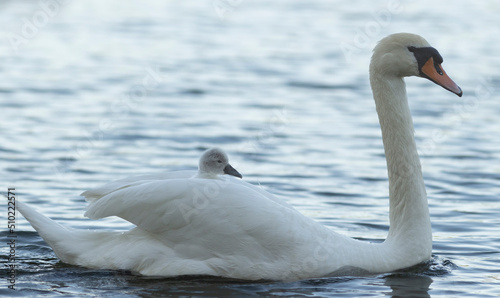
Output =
[
  {"x1": 302, "y1": 72, "x2": 434, "y2": 277},
  {"x1": 370, "y1": 73, "x2": 432, "y2": 260}
]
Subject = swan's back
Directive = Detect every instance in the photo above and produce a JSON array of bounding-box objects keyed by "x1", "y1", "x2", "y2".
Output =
[
  {"x1": 81, "y1": 170, "x2": 195, "y2": 201},
  {"x1": 82, "y1": 175, "x2": 343, "y2": 280}
]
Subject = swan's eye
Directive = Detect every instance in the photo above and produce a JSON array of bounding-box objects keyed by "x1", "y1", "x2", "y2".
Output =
[
  {"x1": 217, "y1": 160, "x2": 222, "y2": 163},
  {"x1": 434, "y1": 62, "x2": 443, "y2": 75},
  {"x1": 408, "y1": 46, "x2": 416, "y2": 52}
]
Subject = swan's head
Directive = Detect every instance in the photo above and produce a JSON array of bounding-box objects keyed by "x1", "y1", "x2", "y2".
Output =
[
  {"x1": 198, "y1": 148, "x2": 242, "y2": 179},
  {"x1": 370, "y1": 33, "x2": 462, "y2": 97}
]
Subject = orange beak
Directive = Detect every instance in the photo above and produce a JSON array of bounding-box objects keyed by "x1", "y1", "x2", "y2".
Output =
[{"x1": 421, "y1": 58, "x2": 462, "y2": 97}]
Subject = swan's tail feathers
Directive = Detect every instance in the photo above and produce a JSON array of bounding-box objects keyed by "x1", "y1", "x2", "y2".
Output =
[
  {"x1": 16, "y1": 201, "x2": 71, "y2": 239},
  {"x1": 16, "y1": 201, "x2": 89, "y2": 264}
]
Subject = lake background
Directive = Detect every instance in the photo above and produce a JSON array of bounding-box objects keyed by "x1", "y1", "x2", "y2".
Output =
[{"x1": 1, "y1": 0, "x2": 499, "y2": 296}]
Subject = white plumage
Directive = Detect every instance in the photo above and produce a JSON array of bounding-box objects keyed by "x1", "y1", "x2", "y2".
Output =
[{"x1": 17, "y1": 33, "x2": 462, "y2": 281}]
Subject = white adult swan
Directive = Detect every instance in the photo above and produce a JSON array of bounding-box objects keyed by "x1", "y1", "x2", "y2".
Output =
[{"x1": 17, "y1": 33, "x2": 462, "y2": 281}]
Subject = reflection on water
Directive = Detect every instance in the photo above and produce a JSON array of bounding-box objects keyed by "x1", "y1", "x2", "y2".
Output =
[
  {"x1": 385, "y1": 275, "x2": 432, "y2": 298},
  {"x1": 1, "y1": 0, "x2": 500, "y2": 297}
]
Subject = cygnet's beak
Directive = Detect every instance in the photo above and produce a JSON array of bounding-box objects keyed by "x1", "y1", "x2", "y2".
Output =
[{"x1": 223, "y1": 164, "x2": 243, "y2": 179}]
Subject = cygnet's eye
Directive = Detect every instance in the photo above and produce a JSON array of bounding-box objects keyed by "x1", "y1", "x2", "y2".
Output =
[{"x1": 217, "y1": 160, "x2": 222, "y2": 164}]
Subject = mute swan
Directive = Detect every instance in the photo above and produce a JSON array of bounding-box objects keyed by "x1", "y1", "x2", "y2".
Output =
[
  {"x1": 17, "y1": 33, "x2": 462, "y2": 281},
  {"x1": 197, "y1": 147, "x2": 242, "y2": 179}
]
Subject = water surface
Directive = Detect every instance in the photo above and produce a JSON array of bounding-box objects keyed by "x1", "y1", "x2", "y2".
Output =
[{"x1": 1, "y1": 0, "x2": 499, "y2": 296}]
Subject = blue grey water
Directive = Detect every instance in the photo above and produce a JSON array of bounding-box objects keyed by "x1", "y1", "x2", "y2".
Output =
[{"x1": 1, "y1": 0, "x2": 499, "y2": 296}]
